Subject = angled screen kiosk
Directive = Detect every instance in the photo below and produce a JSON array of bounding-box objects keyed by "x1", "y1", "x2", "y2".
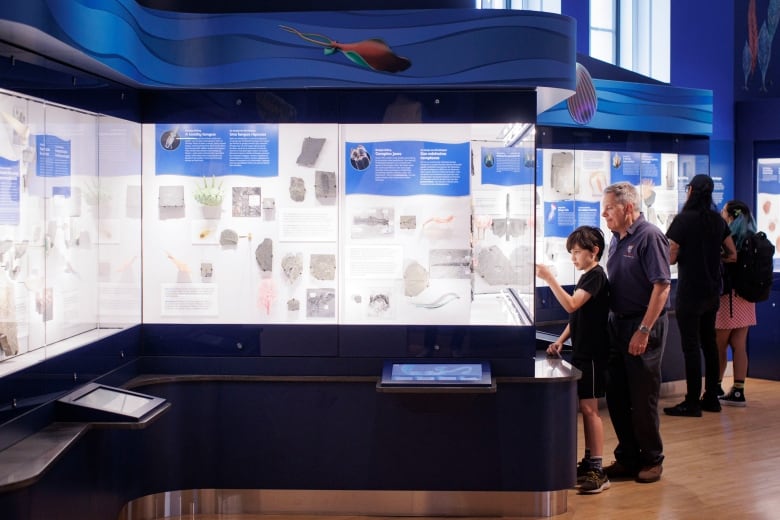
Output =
[
  {"x1": 377, "y1": 360, "x2": 496, "y2": 393},
  {"x1": 56, "y1": 383, "x2": 170, "y2": 427}
]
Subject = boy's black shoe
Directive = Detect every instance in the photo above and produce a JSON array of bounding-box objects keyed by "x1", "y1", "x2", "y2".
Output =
[
  {"x1": 579, "y1": 469, "x2": 611, "y2": 493},
  {"x1": 576, "y1": 458, "x2": 591, "y2": 483}
]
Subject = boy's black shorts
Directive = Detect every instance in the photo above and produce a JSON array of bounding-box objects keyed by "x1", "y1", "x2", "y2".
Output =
[{"x1": 572, "y1": 357, "x2": 607, "y2": 400}]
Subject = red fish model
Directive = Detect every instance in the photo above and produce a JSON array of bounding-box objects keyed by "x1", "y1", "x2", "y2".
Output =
[{"x1": 280, "y1": 25, "x2": 411, "y2": 73}]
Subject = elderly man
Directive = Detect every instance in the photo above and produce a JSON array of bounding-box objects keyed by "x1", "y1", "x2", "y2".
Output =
[{"x1": 601, "y1": 181, "x2": 671, "y2": 483}]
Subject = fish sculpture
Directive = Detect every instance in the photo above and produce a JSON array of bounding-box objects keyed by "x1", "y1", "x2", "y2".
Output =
[{"x1": 280, "y1": 25, "x2": 411, "y2": 73}]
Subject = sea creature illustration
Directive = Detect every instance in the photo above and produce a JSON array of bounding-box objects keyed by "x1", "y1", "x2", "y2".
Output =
[
  {"x1": 758, "y1": 21, "x2": 773, "y2": 92},
  {"x1": 412, "y1": 292, "x2": 461, "y2": 309},
  {"x1": 116, "y1": 256, "x2": 138, "y2": 273},
  {"x1": 744, "y1": 0, "x2": 758, "y2": 89},
  {"x1": 755, "y1": 0, "x2": 780, "y2": 92},
  {"x1": 422, "y1": 215, "x2": 455, "y2": 228},
  {"x1": 280, "y1": 25, "x2": 411, "y2": 73},
  {"x1": 257, "y1": 279, "x2": 277, "y2": 315},
  {"x1": 165, "y1": 251, "x2": 190, "y2": 273},
  {"x1": 769, "y1": 0, "x2": 780, "y2": 35},
  {"x1": 567, "y1": 63, "x2": 598, "y2": 125}
]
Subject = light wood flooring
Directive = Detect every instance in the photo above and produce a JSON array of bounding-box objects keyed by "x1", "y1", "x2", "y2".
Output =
[{"x1": 150, "y1": 374, "x2": 780, "y2": 520}]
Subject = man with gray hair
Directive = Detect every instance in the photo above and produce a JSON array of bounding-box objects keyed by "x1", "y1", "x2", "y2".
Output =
[{"x1": 600, "y1": 181, "x2": 671, "y2": 483}]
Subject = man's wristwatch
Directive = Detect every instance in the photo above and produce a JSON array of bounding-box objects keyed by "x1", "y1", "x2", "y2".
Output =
[{"x1": 638, "y1": 324, "x2": 651, "y2": 334}]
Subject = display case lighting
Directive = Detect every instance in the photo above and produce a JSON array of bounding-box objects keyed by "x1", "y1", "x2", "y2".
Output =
[{"x1": 502, "y1": 122, "x2": 534, "y2": 147}]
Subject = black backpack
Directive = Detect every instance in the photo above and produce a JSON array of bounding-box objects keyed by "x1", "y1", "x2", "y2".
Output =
[{"x1": 726, "y1": 231, "x2": 775, "y2": 303}]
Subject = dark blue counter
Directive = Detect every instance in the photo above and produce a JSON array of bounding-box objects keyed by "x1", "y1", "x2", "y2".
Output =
[{"x1": 0, "y1": 333, "x2": 579, "y2": 519}]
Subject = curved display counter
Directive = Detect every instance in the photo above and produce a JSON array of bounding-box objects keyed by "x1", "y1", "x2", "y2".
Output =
[{"x1": 0, "y1": 354, "x2": 580, "y2": 520}]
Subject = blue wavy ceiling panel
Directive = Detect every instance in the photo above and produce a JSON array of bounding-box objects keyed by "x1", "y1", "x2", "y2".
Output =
[
  {"x1": 537, "y1": 78, "x2": 713, "y2": 135},
  {"x1": 0, "y1": 0, "x2": 576, "y2": 100}
]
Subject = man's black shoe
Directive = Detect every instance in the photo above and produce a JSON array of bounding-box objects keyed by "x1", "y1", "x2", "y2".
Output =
[
  {"x1": 700, "y1": 393, "x2": 722, "y2": 412},
  {"x1": 663, "y1": 400, "x2": 702, "y2": 417}
]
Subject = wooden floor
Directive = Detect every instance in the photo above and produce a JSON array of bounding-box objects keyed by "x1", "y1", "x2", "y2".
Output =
[{"x1": 152, "y1": 374, "x2": 780, "y2": 520}]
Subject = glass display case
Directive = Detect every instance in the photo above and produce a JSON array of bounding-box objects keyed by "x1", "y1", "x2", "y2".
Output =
[
  {"x1": 141, "y1": 122, "x2": 536, "y2": 328},
  {"x1": 535, "y1": 129, "x2": 711, "y2": 291},
  {"x1": 756, "y1": 158, "x2": 780, "y2": 270},
  {"x1": 0, "y1": 88, "x2": 142, "y2": 366}
]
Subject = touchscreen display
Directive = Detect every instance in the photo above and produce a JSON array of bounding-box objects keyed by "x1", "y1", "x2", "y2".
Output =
[
  {"x1": 75, "y1": 387, "x2": 152, "y2": 415},
  {"x1": 387, "y1": 362, "x2": 489, "y2": 384}
]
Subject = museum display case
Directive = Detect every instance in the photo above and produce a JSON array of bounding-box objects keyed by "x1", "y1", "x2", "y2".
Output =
[{"x1": 0, "y1": 89, "x2": 142, "y2": 366}]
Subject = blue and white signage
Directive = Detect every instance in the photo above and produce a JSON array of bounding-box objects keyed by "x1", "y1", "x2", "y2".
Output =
[
  {"x1": 345, "y1": 140, "x2": 469, "y2": 197},
  {"x1": 155, "y1": 124, "x2": 279, "y2": 177}
]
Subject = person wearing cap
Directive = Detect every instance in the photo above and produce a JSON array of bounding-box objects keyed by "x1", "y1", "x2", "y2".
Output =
[
  {"x1": 664, "y1": 174, "x2": 736, "y2": 417},
  {"x1": 601, "y1": 181, "x2": 670, "y2": 484}
]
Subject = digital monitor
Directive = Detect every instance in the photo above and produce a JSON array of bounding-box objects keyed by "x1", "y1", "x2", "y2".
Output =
[
  {"x1": 57, "y1": 383, "x2": 168, "y2": 423},
  {"x1": 74, "y1": 386, "x2": 153, "y2": 415},
  {"x1": 380, "y1": 360, "x2": 492, "y2": 387}
]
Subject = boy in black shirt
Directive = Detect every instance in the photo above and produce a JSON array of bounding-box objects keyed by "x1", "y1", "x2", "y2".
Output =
[{"x1": 536, "y1": 226, "x2": 610, "y2": 494}]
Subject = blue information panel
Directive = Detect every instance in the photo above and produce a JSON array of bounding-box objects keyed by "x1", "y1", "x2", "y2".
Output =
[
  {"x1": 0, "y1": 157, "x2": 20, "y2": 225},
  {"x1": 155, "y1": 124, "x2": 279, "y2": 177},
  {"x1": 345, "y1": 140, "x2": 469, "y2": 197},
  {"x1": 481, "y1": 145, "x2": 534, "y2": 186},
  {"x1": 35, "y1": 135, "x2": 71, "y2": 178}
]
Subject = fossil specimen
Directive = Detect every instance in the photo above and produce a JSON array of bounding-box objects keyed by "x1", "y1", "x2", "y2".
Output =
[
  {"x1": 306, "y1": 288, "x2": 335, "y2": 318},
  {"x1": 354, "y1": 215, "x2": 389, "y2": 226},
  {"x1": 400, "y1": 215, "x2": 417, "y2": 229},
  {"x1": 476, "y1": 246, "x2": 514, "y2": 285},
  {"x1": 295, "y1": 137, "x2": 326, "y2": 167},
  {"x1": 193, "y1": 176, "x2": 224, "y2": 206},
  {"x1": 262, "y1": 198, "x2": 276, "y2": 219},
  {"x1": 403, "y1": 261, "x2": 429, "y2": 297},
  {"x1": 368, "y1": 292, "x2": 391, "y2": 315},
  {"x1": 429, "y1": 249, "x2": 471, "y2": 279},
  {"x1": 158, "y1": 185, "x2": 184, "y2": 208},
  {"x1": 314, "y1": 170, "x2": 337, "y2": 201},
  {"x1": 220, "y1": 229, "x2": 239, "y2": 246},
  {"x1": 232, "y1": 186, "x2": 262, "y2": 216},
  {"x1": 255, "y1": 239, "x2": 273, "y2": 272},
  {"x1": 289, "y1": 177, "x2": 306, "y2": 202},
  {"x1": 310, "y1": 254, "x2": 336, "y2": 280},
  {"x1": 281, "y1": 253, "x2": 303, "y2": 283}
]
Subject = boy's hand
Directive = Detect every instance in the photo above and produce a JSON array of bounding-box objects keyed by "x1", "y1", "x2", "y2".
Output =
[
  {"x1": 546, "y1": 341, "x2": 563, "y2": 357},
  {"x1": 535, "y1": 264, "x2": 555, "y2": 283}
]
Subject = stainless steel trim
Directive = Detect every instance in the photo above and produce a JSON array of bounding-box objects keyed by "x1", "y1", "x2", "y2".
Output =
[{"x1": 119, "y1": 489, "x2": 568, "y2": 519}]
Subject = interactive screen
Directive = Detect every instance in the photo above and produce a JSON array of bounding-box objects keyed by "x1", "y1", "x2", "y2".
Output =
[
  {"x1": 57, "y1": 383, "x2": 167, "y2": 422},
  {"x1": 74, "y1": 386, "x2": 153, "y2": 415},
  {"x1": 381, "y1": 361, "x2": 492, "y2": 386}
]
